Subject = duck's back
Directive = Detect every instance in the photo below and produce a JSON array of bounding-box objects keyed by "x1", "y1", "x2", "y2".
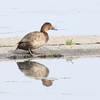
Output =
[
  {"x1": 17, "y1": 31, "x2": 49, "y2": 50},
  {"x1": 21, "y1": 31, "x2": 41, "y2": 43}
]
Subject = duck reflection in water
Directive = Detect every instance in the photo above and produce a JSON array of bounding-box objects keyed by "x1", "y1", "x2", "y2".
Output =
[{"x1": 17, "y1": 60, "x2": 53, "y2": 87}]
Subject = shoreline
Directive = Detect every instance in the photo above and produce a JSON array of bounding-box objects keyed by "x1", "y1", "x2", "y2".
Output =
[{"x1": 0, "y1": 35, "x2": 100, "y2": 61}]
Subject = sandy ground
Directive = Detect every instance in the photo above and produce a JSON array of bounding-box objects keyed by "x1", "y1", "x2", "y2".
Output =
[{"x1": 0, "y1": 35, "x2": 100, "y2": 61}]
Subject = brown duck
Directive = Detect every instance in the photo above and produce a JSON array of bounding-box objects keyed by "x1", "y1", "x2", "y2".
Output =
[{"x1": 16, "y1": 22, "x2": 57, "y2": 55}]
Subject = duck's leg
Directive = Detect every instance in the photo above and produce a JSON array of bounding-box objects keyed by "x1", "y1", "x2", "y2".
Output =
[
  {"x1": 30, "y1": 50, "x2": 39, "y2": 55},
  {"x1": 30, "y1": 50, "x2": 34, "y2": 54},
  {"x1": 28, "y1": 48, "x2": 39, "y2": 55},
  {"x1": 28, "y1": 48, "x2": 33, "y2": 56}
]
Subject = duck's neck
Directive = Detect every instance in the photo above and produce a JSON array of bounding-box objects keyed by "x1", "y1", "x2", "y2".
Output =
[
  {"x1": 40, "y1": 29, "x2": 46, "y2": 33},
  {"x1": 40, "y1": 29, "x2": 45, "y2": 33},
  {"x1": 40, "y1": 26, "x2": 47, "y2": 33}
]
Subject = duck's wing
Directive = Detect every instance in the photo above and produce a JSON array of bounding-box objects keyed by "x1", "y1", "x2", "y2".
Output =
[{"x1": 18, "y1": 31, "x2": 40, "y2": 43}]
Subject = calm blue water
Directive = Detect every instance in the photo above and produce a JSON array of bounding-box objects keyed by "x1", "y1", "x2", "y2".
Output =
[
  {"x1": 0, "y1": 58, "x2": 100, "y2": 100},
  {"x1": 0, "y1": 0, "x2": 100, "y2": 38}
]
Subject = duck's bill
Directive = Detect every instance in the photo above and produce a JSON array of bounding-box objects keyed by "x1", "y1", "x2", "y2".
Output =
[{"x1": 51, "y1": 27, "x2": 58, "y2": 30}]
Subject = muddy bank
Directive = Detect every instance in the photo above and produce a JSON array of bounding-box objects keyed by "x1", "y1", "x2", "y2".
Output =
[{"x1": 0, "y1": 35, "x2": 100, "y2": 61}]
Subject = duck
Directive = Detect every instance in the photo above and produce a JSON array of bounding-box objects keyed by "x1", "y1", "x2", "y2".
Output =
[{"x1": 16, "y1": 22, "x2": 57, "y2": 56}]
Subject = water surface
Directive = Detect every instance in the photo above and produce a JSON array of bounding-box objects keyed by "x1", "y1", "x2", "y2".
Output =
[
  {"x1": 0, "y1": 58, "x2": 100, "y2": 100},
  {"x1": 0, "y1": 0, "x2": 100, "y2": 38}
]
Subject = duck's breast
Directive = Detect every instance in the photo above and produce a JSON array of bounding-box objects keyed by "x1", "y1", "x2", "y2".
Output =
[{"x1": 30, "y1": 32, "x2": 49, "y2": 49}]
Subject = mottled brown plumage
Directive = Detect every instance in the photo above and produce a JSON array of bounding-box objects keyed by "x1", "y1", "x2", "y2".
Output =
[{"x1": 16, "y1": 22, "x2": 57, "y2": 55}]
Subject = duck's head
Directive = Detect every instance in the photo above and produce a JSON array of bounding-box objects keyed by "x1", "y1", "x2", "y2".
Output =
[{"x1": 40, "y1": 22, "x2": 57, "y2": 32}]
